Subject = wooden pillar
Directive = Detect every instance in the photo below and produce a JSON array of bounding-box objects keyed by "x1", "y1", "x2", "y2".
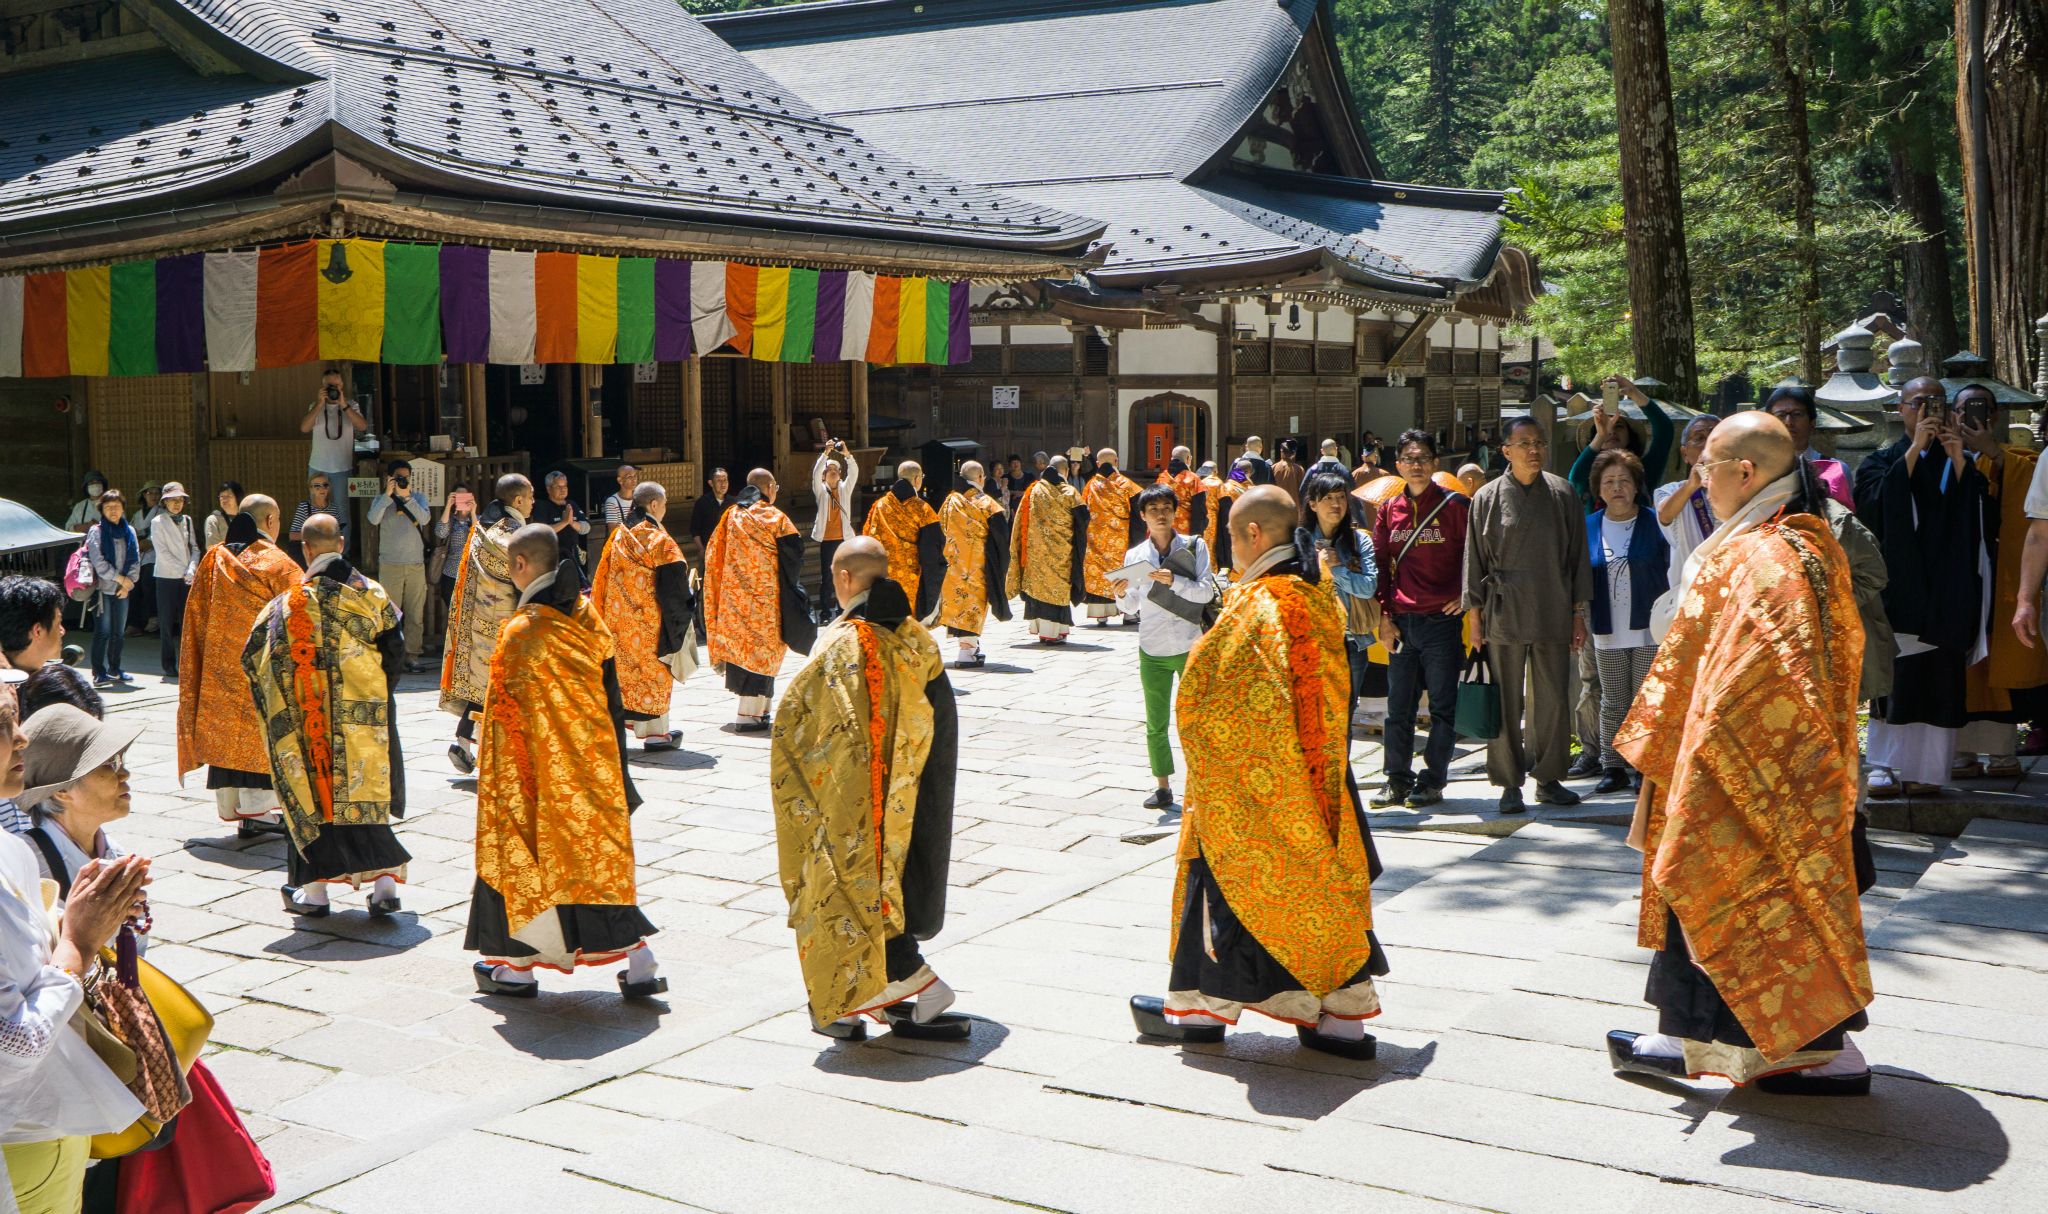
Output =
[
  {"x1": 464, "y1": 363, "x2": 488, "y2": 456},
  {"x1": 771, "y1": 363, "x2": 791, "y2": 489},
  {"x1": 580, "y1": 364, "x2": 603, "y2": 459},
  {"x1": 1217, "y1": 303, "x2": 1236, "y2": 461},
  {"x1": 190, "y1": 372, "x2": 212, "y2": 502},
  {"x1": 849, "y1": 359, "x2": 870, "y2": 448},
  {"x1": 683, "y1": 357, "x2": 705, "y2": 477}
]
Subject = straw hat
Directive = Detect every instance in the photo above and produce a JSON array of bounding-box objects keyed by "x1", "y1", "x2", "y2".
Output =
[
  {"x1": 160, "y1": 482, "x2": 190, "y2": 500},
  {"x1": 17, "y1": 705, "x2": 143, "y2": 809}
]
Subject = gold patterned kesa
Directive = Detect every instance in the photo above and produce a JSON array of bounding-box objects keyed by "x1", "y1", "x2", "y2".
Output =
[
  {"x1": 439, "y1": 514, "x2": 520, "y2": 716},
  {"x1": 1199, "y1": 474, "x2": 1226, "y2": 553},
  {"x1": 704, "y1": 501, "x2": 799, "y2": 678},
  {"x1": 1007, "y1": 477, "x2": 1080, "y2": 606},
  {"x1": 770, "y1": 615, "x2": 941, "y2": 1026},
  {"x1": 591, "y1": 519, "x2": 688, "y2": 717},
  {"x1": 1158, "y1": 468, "x2": 1204, "y2": 535},
  {"x1": 1614, "y1": 513, "x2": 1871, "y2": 1063},
  {"x1": 243, "y1": 571, "x2": 399, "y2": 856},
  {"x1": 937, "y1": 490, "x2": 1004, "y2": 634},
  {"x1": 862, "y1": 491, "x2": 942, "y2": 609},
  {"x1": 1082, "y1": 471, "x2": 1142, "y2": 597},
  {"x1": 177, "y1": 536, "x2": 301, "y2": 780},
  {"x1": 1173, "y1": 571, "x2": 1376, "y2": 997},
  {"x1": 1972, "y1": 449, "x2": 2048, "y2": 706},
  {"x1": 475, "y1": 595, "x2": 638, "y2": 945}
]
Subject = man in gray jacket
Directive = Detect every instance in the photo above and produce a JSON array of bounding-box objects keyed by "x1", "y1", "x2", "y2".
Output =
[{"x1": 366, "y1": 460, "x2": 433, "y2": 673}]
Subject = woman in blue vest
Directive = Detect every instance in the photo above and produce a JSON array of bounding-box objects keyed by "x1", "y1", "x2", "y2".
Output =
[{"x1": 1587, "y1": 450, "x2": 1670, "y2": 794}]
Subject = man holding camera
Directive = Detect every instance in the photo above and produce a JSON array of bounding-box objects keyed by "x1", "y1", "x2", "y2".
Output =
[
  {"x1": 301, "y1": 367, "x2": 369, "y2": 482},
  {"x1": 367, "y1": 460, "x2": 433, "y2": 673}
]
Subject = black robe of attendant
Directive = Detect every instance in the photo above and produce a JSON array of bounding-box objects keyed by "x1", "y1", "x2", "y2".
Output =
[
  {"x1": 1019, "y1": 470, "x2": 1091, "y2": 625},
  {"x1": 1166, "y1": 551, "x2": 1391, "y2": 1008},
  {"x1": 690, "y1": 491, "x2": 737, "y2": 551},
  {"x1": 465, "y1": 558, "x2": 652, "y2": 963},
  {"x1": 283, "y1": 557, "x2": 414, "y2": 887},
  {"x1": 1853, "y1": 437, "x2": 1987, "y2": 728},
  {"x1": 983, "y1": 503, "x2": 1015, "y2": 626},
  {"x1": 847, "y1": 578, "x2": 960, "y2": 981},
  {"x1": 721, "y1": 489, "x2": 815, "y2": 697},
  {"x1": 208, "y1": 511, "x2": 277, "y2": 791},
  {"x1": 1214, "y1": 493, "x2": 1237, "y2": 571}
]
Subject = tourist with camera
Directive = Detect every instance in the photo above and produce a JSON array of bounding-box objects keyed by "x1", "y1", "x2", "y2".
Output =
[
  {"x1": 300, "y1": 367, "x2": 368, "y2": 482},
  {"x1": 367, "y1": 460, "x2": 433, "y2": 673}
]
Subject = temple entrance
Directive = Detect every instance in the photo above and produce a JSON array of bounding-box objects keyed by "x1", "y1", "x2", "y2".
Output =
[{"x1": 1126, "y1": 391, "x2": 1211, "y2": 476}]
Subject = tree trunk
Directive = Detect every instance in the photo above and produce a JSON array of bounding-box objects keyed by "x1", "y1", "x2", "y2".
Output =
[
  {"x1": 1886, "y1": 115, "x2": 1963, "y2": 368},
  {"x1": 1771, "y1": 0, "x2": 1824, "y2": 385},
  {"x1": 1957, "y1": 0, "x2": 2048, "y2": 384},
  {"x1": 1425, "y1": 0, "x2": 1459, "y2": 182},
  {"x1": 1607, "y1": 0, "x2": 1700, "y2": 403}
]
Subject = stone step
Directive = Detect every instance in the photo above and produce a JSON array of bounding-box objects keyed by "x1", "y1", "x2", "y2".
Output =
[{"x1": 1865, "y1": 764, "x2": 2048, "y2": 836}]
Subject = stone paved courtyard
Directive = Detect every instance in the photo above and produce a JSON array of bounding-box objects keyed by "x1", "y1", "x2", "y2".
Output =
[{"x1": 87, "y1": 612, "x2": 2048, "y2": 1213}]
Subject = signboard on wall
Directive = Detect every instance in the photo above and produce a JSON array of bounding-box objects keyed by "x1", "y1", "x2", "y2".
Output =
[
  {"x1": 992, "y1": 385, "x2": 1020, "y2": 410},
  {"x1": 519, "y1": 364, "x2": 546, "y2": 385},
  {"x1": 346, "y1": 477, "x2": 380, "y2": 499},
  {"x1": 406, "y1": 459, "x2": 448, "y2": 508}
]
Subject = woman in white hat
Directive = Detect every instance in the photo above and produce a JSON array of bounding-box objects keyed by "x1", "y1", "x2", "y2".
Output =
[
  {"x1": 149, "y1": 482, "x2": 200, "y2": 685},
  {"x1": 14, "y1": 706, "x2": 148, "y2": 950},
  {"x1": 0, "y1": 671, "x2": 151, "y2": 1214}
]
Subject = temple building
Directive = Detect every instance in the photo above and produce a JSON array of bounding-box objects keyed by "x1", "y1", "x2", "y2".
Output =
[
  {"x1": 0, "y1": 0, "x2": 1100, "y2": 523},
  {"x1": 708, "y1": 0, "x2": 1537, "y2": 472}
]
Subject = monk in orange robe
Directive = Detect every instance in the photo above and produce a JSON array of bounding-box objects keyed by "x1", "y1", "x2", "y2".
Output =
[
  {"x1": 467, "y1": 525, "x2": 663, "y2": 999},
  {"x1": 861, "y1": 459, "x2": 947, "y2": 621},
  {"x1": 1608, "y1": 414, "x2": 1875, "y2": 1094},
  {"x1": 1196, "y1": 460, "x2": 1227, "y2": 554},
  {"x1": 1130, "y1": 488, "x2": 1386, "y2": 1060},
  {"x1": 177, "y1": 494, "x2": 300, "y2": 835},
  {"x1": 936, "y1": 461, "x2": 1010, "y2": 667},
  {"x1": 1007, "y1": 455, "x2": 1090, "y2": 643},
  {"x1": 704, "y1": 468, "x2": 816, "y2": 731},
  {"x1": 441, "y1": 474, "x2": 531, "y2": 774},
  {"x1": 591, "y1": 481, "x2": 697, "y2": 750},
  {"x1": 1081, "y1": 449, "x2": 1143, "y2": 625},
  {"x1": 1155, "y1": 445, "x2": 1208, "y2": 538}
]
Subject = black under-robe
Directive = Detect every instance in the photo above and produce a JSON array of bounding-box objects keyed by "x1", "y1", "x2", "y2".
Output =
[
  {"x1": 615, "y1": 520, "x2": 699, "y2": 725},
  {"x1": 1854, "y1": 437, "x2": 1987, "y2": 728},
  {"x1": 1166, "y1": 555, "x2": 1393, "y2": 1008},
  {"x1": 465, "y1": 558, "x2": 653, "y2": 963},
  {"x1": 982, "y1": 507, "x2": 1014, "y2": 625},
  {"x1": 1214, "y1": 492, "x2": 1237, "y2": 571},
  {"x1": 279, "y1": 558, "x2": 415, "y2": 886},
  {"x1": 842, "y1": 578, "x2": 959, "y2": 981},
  {"x1": 1019, "y1": 471, "x2": 1091, "y2": 626}
]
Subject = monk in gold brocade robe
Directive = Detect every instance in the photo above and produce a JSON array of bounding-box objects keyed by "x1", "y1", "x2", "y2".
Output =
[
  {"x1": 1129, "y1": 488, "x2": 1387, "y2": 1061},
  {"x1": 861, "y1": 459, "x2": 947, "y2": 622},
  {"x1": 704, "y1": 469, "x2": 816, "y2": 731},
  {"x1": 1006, "y1": 457, "x2": 1090, "y2": 643},
  {"x1": 467, "y1": 525, "x2": 664, "y2": 999},
  {"x1": 1608, "y1": 414, "x2": 1875, "y2": 1095},
  {"x1": 1197, "y1": 462, "x2": 1227, "y2": 555},
  {"x1": 178, "y1": 496, "x2": 300, "y2": 834},
  {"x1": 936, "y1": 462, "x2": 1010, "y2": 668},
  {"x1": 244, "y1": 516, "x2": 411, "y2": 920},
  {"x1": 591, "y1": 482, "x2": 698, "y2": 750},
  {"x1": 441, "y1": 474, "x2": 532, "y2": 774},
  {"x1": 1081, "y1": 451, "x2": 1144, "y2": 624},
  {"x1": 771, "y1": 538, "x2": 965, "y2": 1041},
  {"x1": 1155, "y1": 445, "x2": 1209, "y2": 539}
]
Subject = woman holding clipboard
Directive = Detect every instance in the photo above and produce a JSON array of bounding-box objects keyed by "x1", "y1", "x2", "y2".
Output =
[{"x1": 1109, "y1": 484, "x2": 1219, "y2": 812}]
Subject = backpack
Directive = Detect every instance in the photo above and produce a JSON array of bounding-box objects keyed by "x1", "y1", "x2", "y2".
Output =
[{"x1": 64, "y1": 540, "x2": 96, "y2": 601}]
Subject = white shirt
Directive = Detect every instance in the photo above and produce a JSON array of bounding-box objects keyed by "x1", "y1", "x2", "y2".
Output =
[
  {"x1": 307, "y1": 402, "x2": 360, "y2": 475},
  {"x1": 1595, "y1": 514, "x2": 1652, "y2": 651},
  {"x1": 0, "y1": 832, "x2": 144, "y2": 1159},
  {"x1": 1114, "y1": 534, "x2": 1216, "y2": 658},
  {"x1": 809, "y1": 451, "x2": 860, "y2": 542},
  {"x1": 1653, "y1": 481, "x2": 1713, "y2": 590},
  {"x1": 149, "y1": 510, "x2": 199, "y2": 581},
  {"x1": 2026, "y1": 451, "x2": 2048, "y2": 520}
]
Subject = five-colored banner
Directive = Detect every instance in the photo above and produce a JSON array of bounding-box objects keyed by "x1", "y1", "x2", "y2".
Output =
[{"x1": 0, "y1": 240, "x2": 974, "y2": 378}]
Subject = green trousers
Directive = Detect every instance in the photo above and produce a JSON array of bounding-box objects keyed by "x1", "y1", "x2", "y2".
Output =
[
  {"x1": 1139, "y1": 650, "x2": 1188, "y2": 778},
  {"x1": 5, "y1": 1137, "x2": 87, "y2": 1214}
]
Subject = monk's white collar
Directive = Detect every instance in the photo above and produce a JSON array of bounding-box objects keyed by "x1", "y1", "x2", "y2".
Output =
[{"x1": 517, "y1": 569, "x2": 558, "y2": 607}]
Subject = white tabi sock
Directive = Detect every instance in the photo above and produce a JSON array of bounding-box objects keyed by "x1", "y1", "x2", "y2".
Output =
[
  {"x1": 371, "y1": 875, "x2": 398, "y2": 901},
  {"x1": 1315, "y1": 1013, "x2": 1366, "y2": 1042},
  {"x1": 1798, "y1": 1036, "x2": 1868, "y2": 1077},
  {"x1": 297, "y1": 882, "x2": 331, "y2": 906},
  {"x1": 1164, "y1": 1009, "x2": 1210, "y2": 1028},
  {"x1": 626, "y1": 947, "x2": 659, "y2": 984},
  {"x1": 1631, "y1": 1032, "x2": 1686, "y2": 1059},
  {"x1": 912, "y1": 977, "x2": 956, "y2": 1023},
  {"x1": 491, "y1": 965, "x2": 538, "y2": 987}
]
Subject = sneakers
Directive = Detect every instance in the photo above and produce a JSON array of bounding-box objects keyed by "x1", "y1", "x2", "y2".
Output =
[
  {"x1": 1535, "y1": 780, "x2": 1582, "y2": 806},
  {"x1": 1403, "y1": 784, "x2": 1443, "y2": 809},
  {"x1": 1498, "y1": 785, "x2": 1527, "y2": 814},
  {"x1": 1593, "y1": 767, "x2": 1632, "y2": 795},
  {"x1": 1143, "y1": 787, "x2": 1174, "y2": 811},
  {"x1": 1369, "y1": 780, "x2": 1411, "y2": 810},
  {"x1": 1565, "y1": 753, "x2": 1602, "y2": 780}
]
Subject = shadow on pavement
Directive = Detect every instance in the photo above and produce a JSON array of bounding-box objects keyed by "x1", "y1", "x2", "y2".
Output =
[
  {"x1": 1716, "y1": 1070, "x2": 2009, "y2": 1191},
  {"x1": 629, "y1": 747, "x2": 717, "y2": 771}
]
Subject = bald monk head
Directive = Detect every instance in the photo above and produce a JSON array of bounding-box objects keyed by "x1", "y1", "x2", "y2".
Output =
[
  {"x1": 506, "y1": 523, "x2": 559, "y2": 592},
  {"x1": 1048, "y1": 454, "x2": 1069, "y2": 476},
  {"x1": 1170, "y1": 445, "x2": 1192, "y2": 467},
  {"x1": 300, "y1": 513, "x2": 342, "y2": 562},
  {"x1": 631, "y1": 481, "x2": 667, "y2": 522},
  {"x1": 897, "y1": 460, "x2": 924, "y2": 492},
  {"x1": 240, "y1": 494, "x2": 280, "y2": 540},
  {"x1": 1700, "y1": 411, "x2": 1797, "y2": 522},
  {"x1": 959, "y1": 460, "x2": 985, "y2": 490},
  {"x1": 746, "y1": 468, "x2": 777, "y2": 505},
  {"x1": 1229, "y1": 485, "x2": 1298, "y2": 568},
  {"x1": 1899, "y1": 374, "x2": 1947, "y2": 432},
  {"x1": 1096, "y1": 447, "x2": 1119, "y2": 470},
  {"x1": 831, "y1": 535, "x2": 890, "y2": 610},
  {"x1": 496, "y1": 473, "x2": 534, "y2": 519}
]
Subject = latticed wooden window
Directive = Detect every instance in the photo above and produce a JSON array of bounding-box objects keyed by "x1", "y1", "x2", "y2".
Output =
[
  {"x1": 1012, "y1": 345, "x2": 1073, "y2": 374},
  {"x1": 1427, "y1": 349, "x2": 1453, "y2": 375},
  {"x1": 1454, "y1": 350, "x2": 1480, "y2": 376},
  {"x1": 88, "y1": 375, "x2": 199, "y2": 502},
  {"x1": 1480, "y1": 350, "x2": 1502, "y2": 377},
  {"x1": 966, "y1": 345, "x2": 1002, "y2": 374},
  {"x1": 1425, "y1": 382, "x2": 1455, "y2": 432},
  {"x1": 630, "y1": 363, "x2": 686, "y2": 453},
  {"x1": 1358, "y1": 323, "x2": 1390, "y2": 365},
  {"x1": 1317, "y1": 343, "x2": 1355, "y2": 373},
  {"x1": 1082, "y1": 334, "x2": 1110, "y2": 375},
  {"x1": 790, "y1": 363, "x2": 852, "y2": 443},
  {"x1": 1274, "y1": 342, "x2": 1315, "y2": 374}
]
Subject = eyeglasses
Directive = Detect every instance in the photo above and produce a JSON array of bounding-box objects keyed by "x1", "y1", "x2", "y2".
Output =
[
  {"x1": 1394, "y1": 454, "x2": 1431, "y2": 466},
  {"x1": 1695, "y1": 457, "x2": 1747, "y2": 484},
  {"x1": 94, "y1": 754, "x2": 129, "y2": 777},
  {"x1": 1504, "y1": 440, "x2": 1548, "y2": 452}
]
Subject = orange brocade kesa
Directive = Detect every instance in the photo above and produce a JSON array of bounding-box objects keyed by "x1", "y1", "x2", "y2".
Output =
[
  {"x1": 1613, "y1": 513, "x2": 1871, "y2": 1062},
  {"x1": 475, "y1": 596, "x2": 637, "y2": 943},
  {"x1": 591, "y1": 519, "x2": 686, "y2": 718},
  {"x1": 862, "y1": 491, "x2": 939, "y2": 608},
  {"x1": 705, "y1": 501, "x2": 797, "y2": 677},
  {"x1": 1082, "y1": 472, "x2": 1141, "y2": 598},
  {"x1": 177, "y1": 536, "x2": 301, "y2": 779},
  {"x1": 1172, "y1": 571, "x2": 1375, "y2": 998}
]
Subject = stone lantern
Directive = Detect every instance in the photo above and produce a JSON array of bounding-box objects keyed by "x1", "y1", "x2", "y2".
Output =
[{"x1": 1815, "y1": 323, "x2": 1895, "y2": 456}]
